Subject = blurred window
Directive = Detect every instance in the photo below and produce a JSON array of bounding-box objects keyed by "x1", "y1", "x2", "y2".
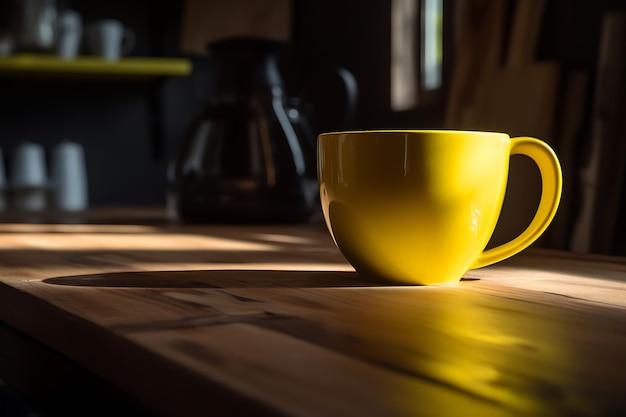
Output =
[{"x1": 391, "y1": 0, "x2": 443, "y2": 111}]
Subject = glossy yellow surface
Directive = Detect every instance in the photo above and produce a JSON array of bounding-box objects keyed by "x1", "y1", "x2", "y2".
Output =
[{"x1": 318, "y1": 130, "x2": 562, "y2": 285}]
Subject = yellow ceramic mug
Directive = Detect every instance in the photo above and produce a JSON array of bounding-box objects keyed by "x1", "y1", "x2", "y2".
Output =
[{"x1": 318, "y1": 130, "x2": 562, "y2": 285}]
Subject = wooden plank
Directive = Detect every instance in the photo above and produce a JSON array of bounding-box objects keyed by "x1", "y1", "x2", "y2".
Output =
[
  {"x1": 0, "y1": 323, "x2": 153, "y2": 416},
  {"x1": 0, "y1": 284, "x2": 285, "y2": 417},
  {"x1": 462, "y1": 63, "x2": 559, "y2": 138},
  {"x1": 1, "y1": 222, "x2": 626, "y2": 415},
  {"x1": 445, "y1": 0, "x2": 506, "y2": 127},
  {"x1": 179, "y1": 0, "x2": 291, "y2": 55},
  {"x1": 131, "y1": 323, "x2": 510, "y2": 417},
  {"x1": 6, "y1": 266, "x2": 626, "y2": 416},
  {"x1": 545, "y1": 71, "x2": 588, "y2": 249},
  {"x1": 466, "y1": 248, "x2": 626, "y2": 309},
  {"x1": 570, "y1": 12, "x2": 626, "y2": 254},
  {"x1": 506, "y1": 0, "x2": 547, "y2": 67}
]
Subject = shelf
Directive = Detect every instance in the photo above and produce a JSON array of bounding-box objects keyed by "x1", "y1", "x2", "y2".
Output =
[{"x1": 0, "y1": 54, "x2": 192, "y2": 78}]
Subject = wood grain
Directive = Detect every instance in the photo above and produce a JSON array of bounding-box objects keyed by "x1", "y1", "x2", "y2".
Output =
[{"x1": 0, "y1": 218, "x2": 625, "y2": 416}]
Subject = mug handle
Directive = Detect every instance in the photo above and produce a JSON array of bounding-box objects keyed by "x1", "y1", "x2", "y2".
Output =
[{"x1": 472, "y1": 137, "x2": 563, "y2": 269}]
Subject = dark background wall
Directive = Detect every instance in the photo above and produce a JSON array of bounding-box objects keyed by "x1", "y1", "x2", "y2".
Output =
[
  {"x1": 0, "y1": 0, "x2": 624, "y2": 212},
  {"x1": 0, "y1": 0, "x2": 449, "y2": 207},
  {"x1": 0, "y1": 0, "x2": 197, "y2": 206}
]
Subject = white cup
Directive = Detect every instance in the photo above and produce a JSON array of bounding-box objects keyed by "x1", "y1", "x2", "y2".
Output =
[
  {"x1": 86, "y1": 19, "x2": 135, "y2": 61},
  {"x1": 12, "y1": 142, "x2": 47, "y2": 188},
  {"x1": 0, "y1": 36, "x2": 14, "y2": 56},
  {"x1": 11, "y1": 142, "x2": 48, "y2": 211},
  {"x1": 52, "y1": 141, "x2": 88, "y2": 211},
  {"x1": 56, "y1": 10, "x2": 83, "y2": 60}
]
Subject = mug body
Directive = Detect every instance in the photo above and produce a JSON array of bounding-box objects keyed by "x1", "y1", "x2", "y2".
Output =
[{"x1": 318, "y1": 130, "x2": 511, "y2": 285}]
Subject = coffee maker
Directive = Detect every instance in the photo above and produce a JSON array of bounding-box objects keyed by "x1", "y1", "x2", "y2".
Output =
[{"x1": 173, "y1": 37, "x2": 357, "y2": 223}]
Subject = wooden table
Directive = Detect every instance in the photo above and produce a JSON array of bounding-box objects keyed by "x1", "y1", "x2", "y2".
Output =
[{"x1": 0, "y1": 212, "x2": 625, "y2": 416}]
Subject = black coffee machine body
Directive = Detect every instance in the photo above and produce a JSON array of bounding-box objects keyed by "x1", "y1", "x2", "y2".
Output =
[{"x1": 173, "y1": 37, "x2": 356, "y2": 223}]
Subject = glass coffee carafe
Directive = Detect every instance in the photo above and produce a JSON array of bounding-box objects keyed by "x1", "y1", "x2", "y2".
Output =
[{"x1": 173, "y1": 37, "x2": 357, "y2": 223}]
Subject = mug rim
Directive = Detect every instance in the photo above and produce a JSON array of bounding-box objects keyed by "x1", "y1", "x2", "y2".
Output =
[{"x1": 318, "y1": 129, "x2": 509, "y2": 137}]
